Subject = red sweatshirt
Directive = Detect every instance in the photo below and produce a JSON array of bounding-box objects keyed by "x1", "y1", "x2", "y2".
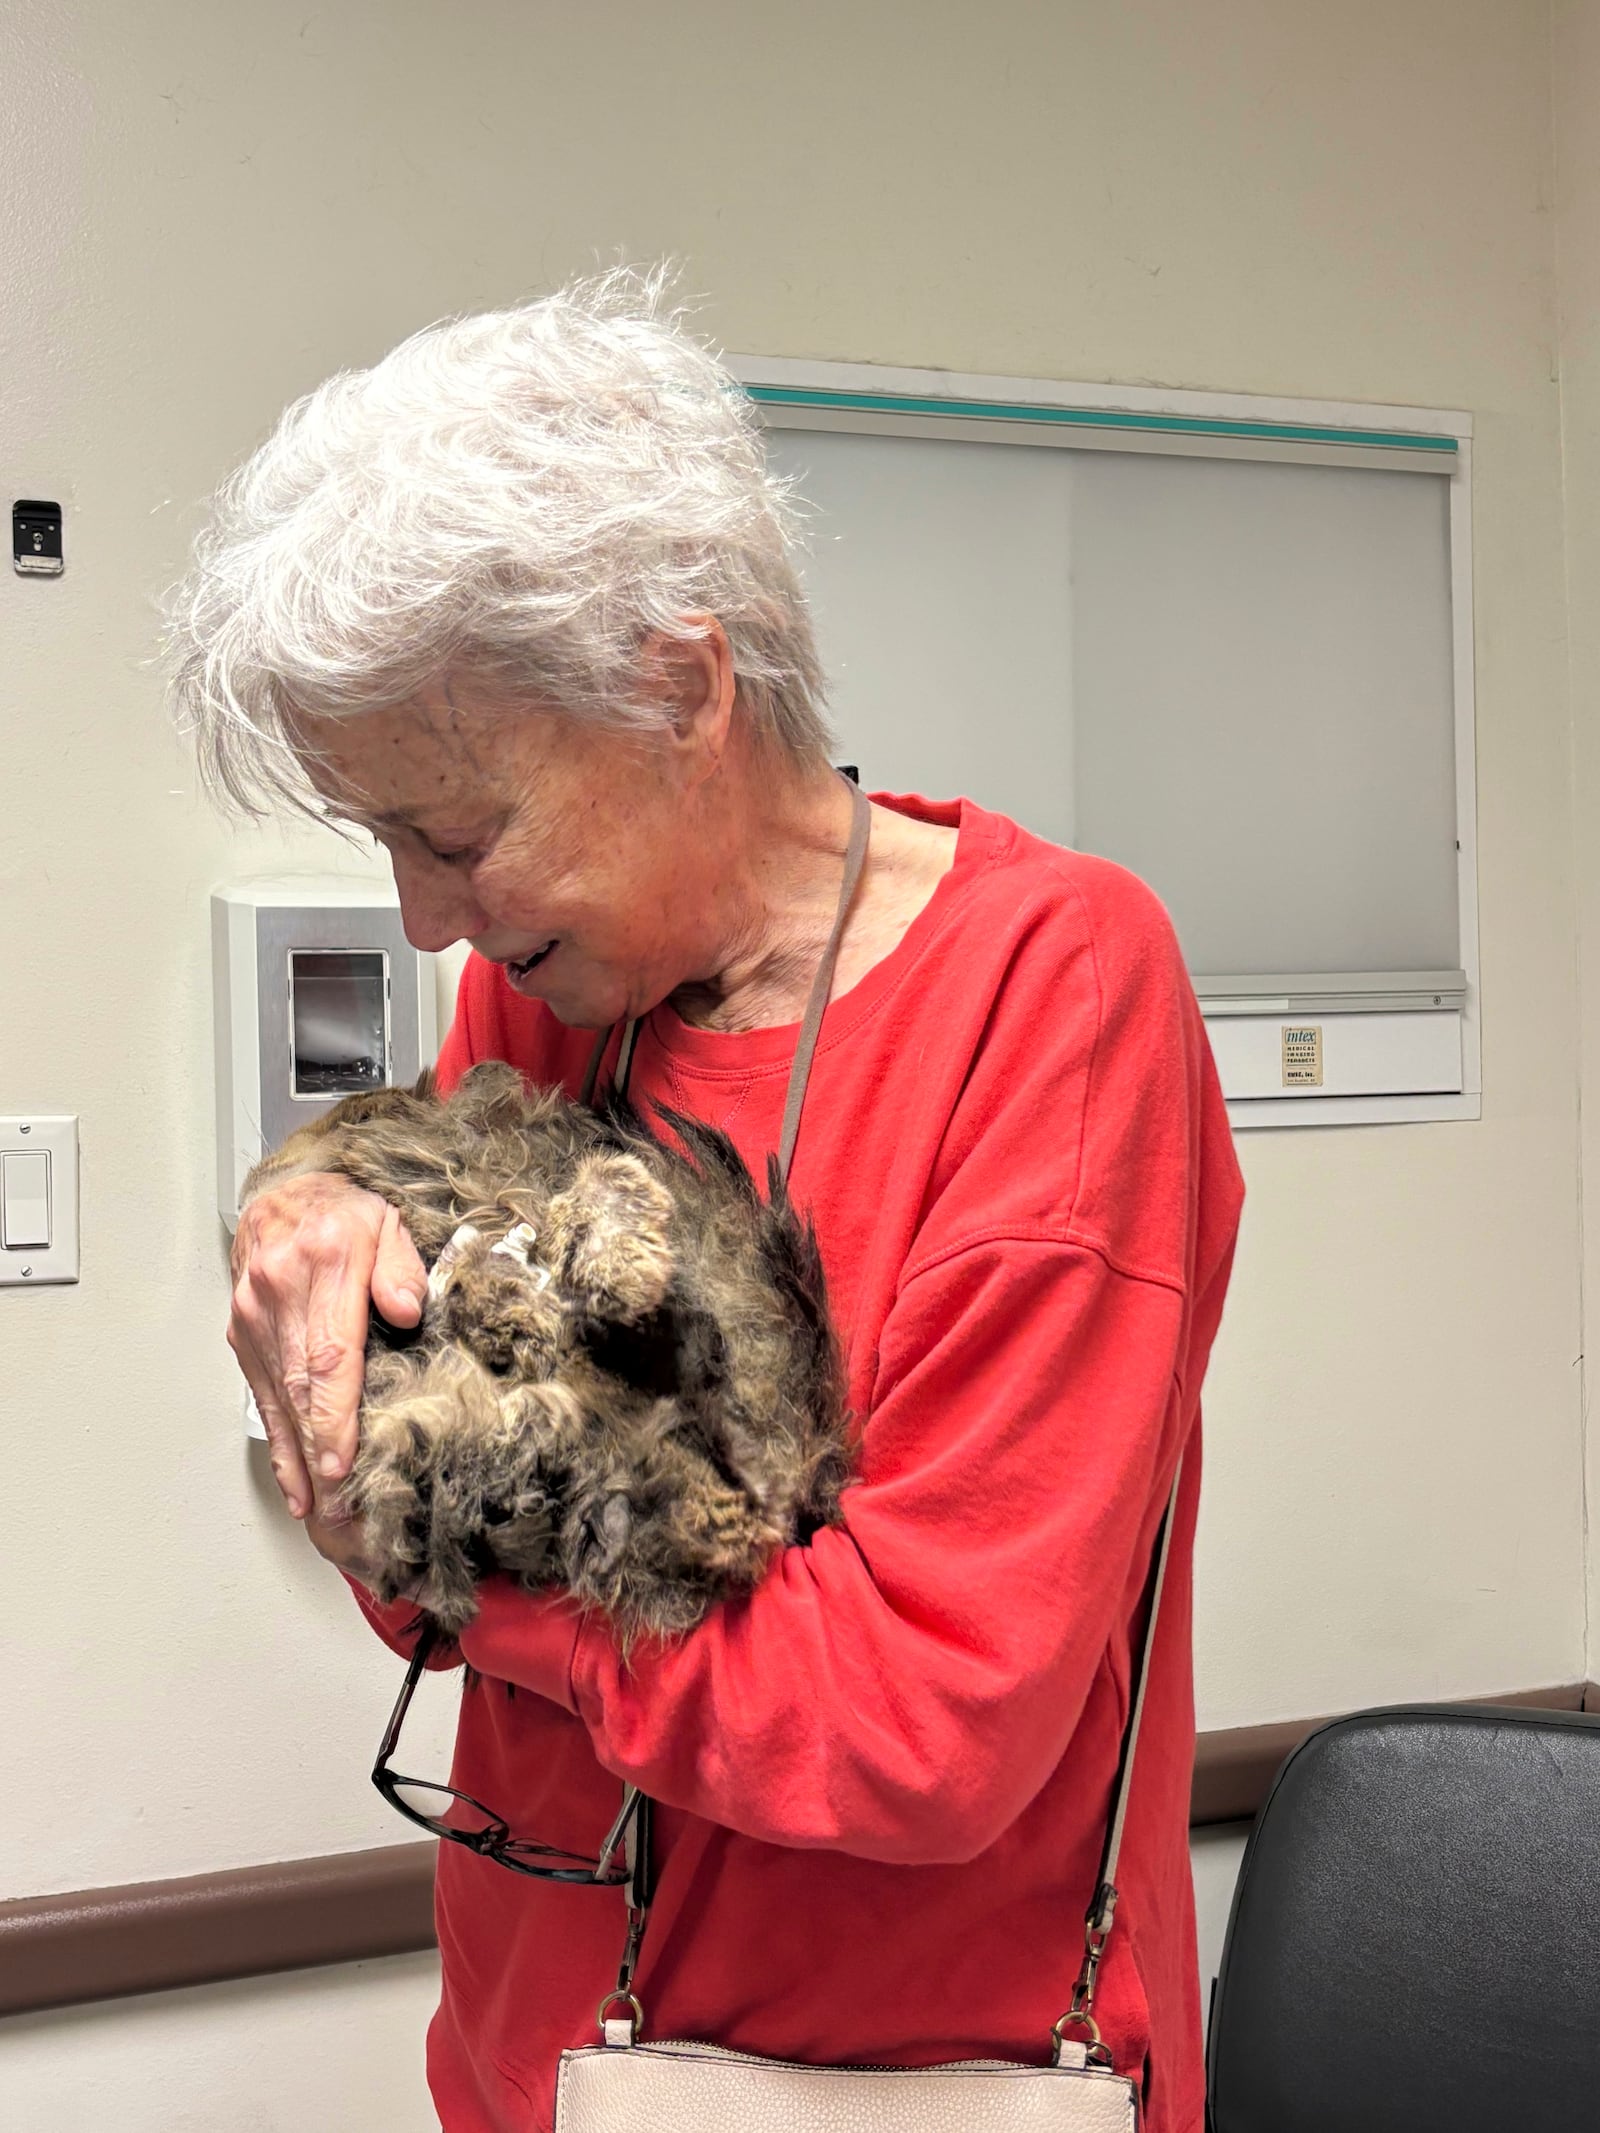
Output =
[{"x1": 353, "y1": 795, "x2": 1243, "y2": 2133}]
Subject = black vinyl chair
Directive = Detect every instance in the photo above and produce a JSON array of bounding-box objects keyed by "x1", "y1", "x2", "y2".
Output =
[{"x1": 1207, "y1": 1703, "x2": 1600, "y2": 2131}]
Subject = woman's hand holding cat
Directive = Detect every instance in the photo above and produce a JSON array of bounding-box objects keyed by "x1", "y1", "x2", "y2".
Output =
[{"x1": 228, "y1": 1172, "x2": 426, "y2": 1520}]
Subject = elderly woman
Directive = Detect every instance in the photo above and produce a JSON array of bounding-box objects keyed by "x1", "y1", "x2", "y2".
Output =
[{"x1": 168, "y1": 272, "x2": 1242, "y2": 2133}]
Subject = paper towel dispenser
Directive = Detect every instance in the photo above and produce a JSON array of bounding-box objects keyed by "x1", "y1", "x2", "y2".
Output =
[{"x1": 212, "y1": 878, "x2": 439, "y2": 1232}]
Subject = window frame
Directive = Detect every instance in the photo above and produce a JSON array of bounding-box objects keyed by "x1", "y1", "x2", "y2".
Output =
[{"x1": 732, "y1": 353, "x2": 1480, "y2": 1130}]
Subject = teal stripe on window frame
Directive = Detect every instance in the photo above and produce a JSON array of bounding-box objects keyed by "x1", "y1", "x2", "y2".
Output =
[{"x1": 744, "y1": 383, "x2": 1459, "y2": 456}]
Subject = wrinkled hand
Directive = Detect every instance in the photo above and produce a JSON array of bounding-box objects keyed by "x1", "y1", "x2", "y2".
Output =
[{"x1": 228, "y1": 1172, "x2": 425, "y2": 1520}]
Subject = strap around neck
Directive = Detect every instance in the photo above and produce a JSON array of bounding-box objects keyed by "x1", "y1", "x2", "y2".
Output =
[
  {"x1": 777, "y1": 776, "x2": 871, "y2": 1187},
  {"x1": 591, "y1": 773, "x2": 871, "y2": 1192},
  {"x1": 585, "y1": 776, "x2": 869, "y2": 2038}
]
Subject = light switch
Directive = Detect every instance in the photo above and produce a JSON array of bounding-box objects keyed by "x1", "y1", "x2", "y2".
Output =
[
  {"x1": 2, "y1": 1151, "x2": 51, "y2": 1249},
  {"x1": 0, "y1": 1117, "x2": 78, "y2": 1284}
]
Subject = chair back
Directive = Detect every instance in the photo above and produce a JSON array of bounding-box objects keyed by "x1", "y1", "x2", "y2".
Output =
[{"x1": 1207, "y1": 1702, "x2": 1600, "y2": 2131}]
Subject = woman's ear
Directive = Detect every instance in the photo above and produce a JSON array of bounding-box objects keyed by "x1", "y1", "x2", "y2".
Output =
[{"x1": 642, "y1": 618, "x2": 736, "y2": 772}]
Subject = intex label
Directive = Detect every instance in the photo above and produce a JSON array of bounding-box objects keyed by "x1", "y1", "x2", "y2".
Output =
[{"x1": 1282, "y1": 1024, "x2": 1323, "y2": 1087}]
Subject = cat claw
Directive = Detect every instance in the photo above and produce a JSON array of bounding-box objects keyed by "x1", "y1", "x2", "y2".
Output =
[
  {"x1": 427, "y1": 1221, "x2": 483, "y2": 1303},
  {"x1": 491, "y1": 1221, "x2": 550, "y2": 1289},
  {"x1": 428, "y1": 1218, "x2": 553, "y2": 1306}
]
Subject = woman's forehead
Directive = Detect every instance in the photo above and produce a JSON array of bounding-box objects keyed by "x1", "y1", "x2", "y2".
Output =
[
  {"x1": 294, "y1": 693, "x2": 522, "y2": 818},
  {"x1": 293, "y1": 690, "x2": 641, "y2": 827},
  {"x1": 290, "y1": 708, "x2": 469, "y2": 823}
]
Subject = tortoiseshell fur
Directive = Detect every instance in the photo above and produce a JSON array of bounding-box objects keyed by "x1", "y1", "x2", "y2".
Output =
[{"x1": 244, "y1": 1062, "x2": 851, "y2": 1641}]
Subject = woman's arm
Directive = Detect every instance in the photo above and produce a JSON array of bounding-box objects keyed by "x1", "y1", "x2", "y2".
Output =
[
  {"x1": 456, "y1": 1233, "x2": 1209, "y2": 1866},
  {"x1": 345, "y1": 1578, "x2": 463, "y2": 1669}
]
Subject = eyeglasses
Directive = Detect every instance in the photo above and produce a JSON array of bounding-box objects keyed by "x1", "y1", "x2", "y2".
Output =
[{"x1": 372, "y1": 1623, "x2": 645, "y2": 1887}]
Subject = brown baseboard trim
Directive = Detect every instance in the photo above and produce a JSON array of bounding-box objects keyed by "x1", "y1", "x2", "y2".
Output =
[
  {"x1": 1187, "y1": 1681, "x2": 1592, "y2": 1826},
  {"x1": 4, "y1": 1683, "x2": 1593, "y2": 2019},
  {"x1": 0, "y1": 1841, "x2": 436, "y2": 2020}
]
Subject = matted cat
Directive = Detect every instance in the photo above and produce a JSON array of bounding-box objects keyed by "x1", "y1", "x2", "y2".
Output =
[{"x1": 245, "y1": 1062, "x2": 852, "y2": 1641}]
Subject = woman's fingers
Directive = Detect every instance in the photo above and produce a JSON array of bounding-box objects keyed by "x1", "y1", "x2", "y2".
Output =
[
  {"x1": 295, "y1": 1253, "x2": 374, "y2": 1485},
  {"x1": 271, "y1": 1200, "x2": 384, "y2": 1487},
  {"x1": 371, "y1": 1201, "x2": 427, "y2": 1328},
  {"x1": 228, "y1": 1311, "x2": 313, "y2": 1517},
  {"x1": 228, "y1": 1175, "x2": 394, "y2": 1508}
]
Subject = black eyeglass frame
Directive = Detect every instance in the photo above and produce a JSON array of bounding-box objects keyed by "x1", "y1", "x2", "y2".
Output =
[{"x1": 371, "y1": 1623, "x2": 645, "y2": 1887}]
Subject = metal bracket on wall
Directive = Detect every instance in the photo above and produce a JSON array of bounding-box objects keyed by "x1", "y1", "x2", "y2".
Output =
[{"x1": 12, "y1": 498, "x2": 63, "y2": 576}]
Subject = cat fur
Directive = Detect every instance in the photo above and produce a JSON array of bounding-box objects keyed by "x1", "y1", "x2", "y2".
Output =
[{"x1": 242, "y1": 1061, "x2": 851, "y2": 1642}]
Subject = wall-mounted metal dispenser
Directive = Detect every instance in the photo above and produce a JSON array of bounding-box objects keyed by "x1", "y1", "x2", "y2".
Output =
[
  {"x1": 212, "y1": 878, "x2": 439, "y2": 1232},
  {"x1": 213, "y1": 879, "x2": 439, "y2": 1440}
]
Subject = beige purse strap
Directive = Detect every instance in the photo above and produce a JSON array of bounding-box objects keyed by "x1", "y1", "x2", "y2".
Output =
[
  {"x1": 1052, "y1": 1455, "x2": 1184, "y2": 2066},
  {"x1": 593, "y1": 773, "x2": 870, "y2": 2036},
  {"x1": 589, "y1": 771, "x2": 1179, "y2": 2071}
]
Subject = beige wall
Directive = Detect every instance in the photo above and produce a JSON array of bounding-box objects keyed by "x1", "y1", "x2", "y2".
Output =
[
  {"x1": 0, "y1": 1956, "x2": 441, "y2": 2132},
  {"x1": 0, "y1": 0, "x2": 1590, "y2": 2120},
  {"x1": 1556, "y1": 1, "x2": 1600, "y2": 1671}
]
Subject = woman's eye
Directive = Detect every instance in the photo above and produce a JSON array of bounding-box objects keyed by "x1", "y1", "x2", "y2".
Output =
[{"x1": 424, "y1": 841, "x2": 476, "y2": 868}]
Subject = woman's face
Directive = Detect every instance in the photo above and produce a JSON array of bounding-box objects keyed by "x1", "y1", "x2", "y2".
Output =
[{"x1": 297, "y1": 688, "x2": 720, "y2": 1030}]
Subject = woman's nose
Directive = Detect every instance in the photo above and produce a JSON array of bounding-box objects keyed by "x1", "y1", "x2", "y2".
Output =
[{"x1": 389, "y1": 852, "x2": 488, "y2": 954}]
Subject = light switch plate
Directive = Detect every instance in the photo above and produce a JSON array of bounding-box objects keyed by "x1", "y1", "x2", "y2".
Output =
[{"x1": 0, "y1": 1116, "x2": 79, "y2": 1285}]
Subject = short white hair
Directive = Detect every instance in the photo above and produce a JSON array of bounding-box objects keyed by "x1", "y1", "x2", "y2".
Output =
[{"x1": 165, "y1": 266, "x2": 830, "y2": 813}]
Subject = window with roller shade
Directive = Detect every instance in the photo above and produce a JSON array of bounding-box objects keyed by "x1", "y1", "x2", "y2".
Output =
[{"x1": 751, "y1": 371, "x2": 1476, "y2": 1128}]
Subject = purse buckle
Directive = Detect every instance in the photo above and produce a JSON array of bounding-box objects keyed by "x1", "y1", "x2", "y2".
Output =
[
  {"x1": 1050, "y1": 1878, "x2": 1118, "y2": 2069},
  {"x1": 596, "y1": 1990, "x2": 644, "y2": 2047}
]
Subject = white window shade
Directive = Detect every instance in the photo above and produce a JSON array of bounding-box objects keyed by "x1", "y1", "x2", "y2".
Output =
[
  {"x1": 768, "y1": 429, "x2": 1459, "y2": 982},
  {"x1": 760, "y1": 380, "x2": 1475, "y2": 1128},
  {"x1": 1067, "y1": 452, "x2": 1459, "y2": 980},
  {"x1": 771, "y1": 427, "x2": 1075, "y2": 848}
]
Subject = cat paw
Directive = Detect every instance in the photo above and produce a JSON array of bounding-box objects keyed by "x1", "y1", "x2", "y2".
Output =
[
  {"x1": 345, "y1": 1355, "x2": 524, "y2": 1630},
  {"x1": 546, "y1": 1153, "x2": 675, "y2": 1321},
  {"x1": 351, "y1": 1361, "x2": 594, "y2": 1631},
  {"x1": 340, "y1": 1392, "x2": 446, "y2": 1616},
  {"x1": 428, "y1": 1225, "x2": 565, "y2": 1378}
]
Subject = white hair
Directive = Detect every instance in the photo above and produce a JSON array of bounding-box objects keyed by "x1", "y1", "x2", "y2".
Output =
[{"x1": 165, "y1": 266, "x2": 830, "y2": 814}]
